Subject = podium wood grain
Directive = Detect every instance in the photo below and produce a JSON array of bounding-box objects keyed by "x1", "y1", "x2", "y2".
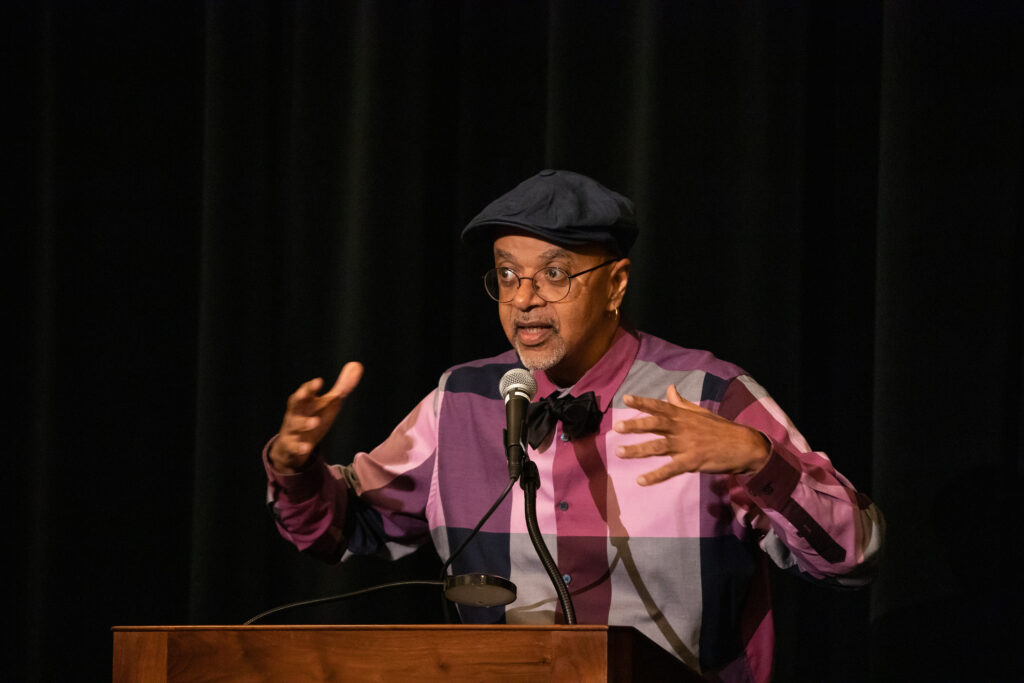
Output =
[{"x1": 112, "y1": 624, "x2": 697, "y2": 682}]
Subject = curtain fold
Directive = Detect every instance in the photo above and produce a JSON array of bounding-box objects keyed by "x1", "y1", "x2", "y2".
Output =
[{"x1": 869, "y1": 2, "x2": 1022, "y2": 679}]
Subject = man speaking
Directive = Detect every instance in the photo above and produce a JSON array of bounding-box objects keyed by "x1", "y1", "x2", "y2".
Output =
[{"x1": 263, "y1": 170, "x2": 883, "y2": 681}]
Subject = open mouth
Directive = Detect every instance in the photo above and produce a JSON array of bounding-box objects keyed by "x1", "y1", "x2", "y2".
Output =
[{"x1": 515, "y1": 321, "x2": 555, "y2": 346}]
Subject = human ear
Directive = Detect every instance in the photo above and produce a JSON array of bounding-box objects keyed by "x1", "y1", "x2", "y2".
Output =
[{"x1": 607, "y1": 258, "x2": 630, "y2": 311}]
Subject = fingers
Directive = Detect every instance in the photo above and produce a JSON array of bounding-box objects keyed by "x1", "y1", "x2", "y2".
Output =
[
  {"x1": 287, "y1": 377, "x2": 324, "y2": 410},
  {"x1": 615, "y1": 437, "x2": 671, "y2": 459},
  {"x1": 614, "y1": 438, "x2": 697, "y2": 486},
  {"x1": 270, "y1": 413, "x2": 320, "y2": 470},
  {"x1": 280, "y1": 412, "x2": 320, "y2": 442},
  {"x1": 636, "y1": 461, "x2": 686, "y2": 487},
  {"x1": 287, "y1": 362, "x2": 363, "y2": 413},
  {"x1": 614, "y1": 387, "x2": 754, "y2": 485},
  {"x1": 279, "y1": 362, "x2": 363, "y2": 448},
  {"x1": 326, "y1": 361, "x2": 364, "y2": 399},
  {"x1": 622, "y1": 393, "x2": 675, "y2": 415},
  {"x1": 614, "y1": 414, "x2": 668, "y2": 435},
  {"x1": 614, "y1": 393, "x2": 705, "y2": 436}
]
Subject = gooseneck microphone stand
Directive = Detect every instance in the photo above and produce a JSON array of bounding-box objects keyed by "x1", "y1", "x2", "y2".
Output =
[
  {"x1": 518, "y1": 456, "x2": 577, "y2": 625},
  {"x1": 500, "y1": 368, "x2": 576, "y2": 624}
]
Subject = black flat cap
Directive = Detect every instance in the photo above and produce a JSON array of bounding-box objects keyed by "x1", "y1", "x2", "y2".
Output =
[{"x1": 461, "y1": 169, "x2": 638, "y2": 255}]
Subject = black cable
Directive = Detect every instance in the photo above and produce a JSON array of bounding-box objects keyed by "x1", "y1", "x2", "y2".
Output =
[
  {"x1": 438, "y1": 477, "x2": 517, "y2": 581},
  {"x1": 249, "y1": 478, "x2": 517, "y2": 627},
  {"x1": 243, "y1": 580, "x2": 443, "y2": 625}
]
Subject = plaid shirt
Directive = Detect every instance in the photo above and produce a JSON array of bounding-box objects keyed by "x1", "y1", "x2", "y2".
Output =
[{"x1": 266, "y1": 327, "x2": 883, "y2": 681}]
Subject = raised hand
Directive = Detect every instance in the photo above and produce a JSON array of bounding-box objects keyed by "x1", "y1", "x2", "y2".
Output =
[
  {"x1": 269, "y1": 361, "x2": 364, "y2": 473},
  {"x1": 613, "y1": 384, "x2": 769, "y2": 486}
]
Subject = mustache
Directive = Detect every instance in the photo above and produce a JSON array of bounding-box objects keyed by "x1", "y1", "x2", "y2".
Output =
[{"x1": 514, "y1": 317, "x2": 556, "y2": 327}]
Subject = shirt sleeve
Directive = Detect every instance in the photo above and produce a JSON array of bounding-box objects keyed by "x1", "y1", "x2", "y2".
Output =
[
  {"x1": 264, "y1": 389, "x2": 440, "y2": 563},
  {"x1": 719, "y1": 375, "x2": 885, "y2": 586}
]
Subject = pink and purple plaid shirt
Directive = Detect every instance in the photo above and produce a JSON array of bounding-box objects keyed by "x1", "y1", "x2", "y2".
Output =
[{"x1": 265, "y1": 327, "x2": 883, "y2": 681}]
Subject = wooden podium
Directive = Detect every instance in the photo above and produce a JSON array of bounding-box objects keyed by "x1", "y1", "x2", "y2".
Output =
[{"x1": 112, "y1": 624, "x2": 700, "y2": 681}]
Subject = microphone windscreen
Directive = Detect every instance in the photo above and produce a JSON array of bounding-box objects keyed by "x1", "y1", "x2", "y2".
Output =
[{"x1": 499, "y1": 368, "x2": 538, "y2": 401}]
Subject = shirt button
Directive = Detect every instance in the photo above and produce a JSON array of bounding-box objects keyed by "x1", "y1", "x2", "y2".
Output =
[
  {"x1": 558, "y1": 501, "x2": 569, "y2": 511},
  {"x1": 560, "y1": 433, "x2": 571, "y2": 442},
  {"x1": 562, "y1": 574, "x2": 572, "y2": 585}
]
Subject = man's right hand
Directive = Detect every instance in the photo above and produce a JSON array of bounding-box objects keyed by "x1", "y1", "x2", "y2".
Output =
[{"x1": 269, "y1": 361, "x2": 364, "y2": 474}]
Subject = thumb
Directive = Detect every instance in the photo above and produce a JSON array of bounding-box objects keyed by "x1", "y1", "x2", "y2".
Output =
[
  {"x1": 666, "y1": 384, "x2": 700, "y2": 410},
  {"x1": 327, "y1": 361, "x2": 364, "y2": 399},
  {"x1": 665, "y1": 384, "x2": 687, "y2": 407},
  {"x1": 667, "y1": 385, "x2": 713, "y2": 416}
]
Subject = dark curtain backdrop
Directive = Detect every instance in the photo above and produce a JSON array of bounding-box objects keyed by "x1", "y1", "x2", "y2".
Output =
[{"x1": 10, "y1": 1, "x2": 1021, "y2": 681}]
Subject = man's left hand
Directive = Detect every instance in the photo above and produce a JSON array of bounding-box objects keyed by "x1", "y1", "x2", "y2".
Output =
[{"x1": 613, "y1": 385, "x2": 770, "y2": 486}]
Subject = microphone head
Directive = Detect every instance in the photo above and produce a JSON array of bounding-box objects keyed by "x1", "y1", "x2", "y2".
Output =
[{"x1": 499, "y1": 368, "x2": 537, "y2": 401}]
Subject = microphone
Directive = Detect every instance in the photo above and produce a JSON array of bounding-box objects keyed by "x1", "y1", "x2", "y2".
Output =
[{"x1": 499, "y1": 368, "x2": 537, "y2": 479}]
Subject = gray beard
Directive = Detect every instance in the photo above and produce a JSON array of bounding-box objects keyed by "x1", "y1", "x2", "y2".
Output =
[
  {"x1": 512, "y1": 335, "x2": 569, "y2": 374},
  {"x1": 514, "y1": 335, "x2": 567, "y2": 373}
]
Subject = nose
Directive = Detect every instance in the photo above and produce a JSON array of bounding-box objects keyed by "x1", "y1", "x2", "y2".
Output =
[{"x1": 511, "y1": 276, "x2": 545, "y2": 310}]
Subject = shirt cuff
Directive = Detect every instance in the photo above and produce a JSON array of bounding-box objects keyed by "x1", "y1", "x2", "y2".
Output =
[
  {"x1": 741, "y1": 436, "x2": 801, "y2": 510},
  {"x1": 262, "y1": 435, "x2": 327, "y2": 502}
]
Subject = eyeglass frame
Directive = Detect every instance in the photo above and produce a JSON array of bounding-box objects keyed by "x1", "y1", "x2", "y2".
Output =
[{"x1": 482, "y1": 257, "x2": 621, "y2": 303}]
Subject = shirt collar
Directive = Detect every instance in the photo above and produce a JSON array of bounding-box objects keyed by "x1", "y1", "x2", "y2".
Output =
[{"x1": 534, "y1": 326, "x2": 639, "y2": 412}]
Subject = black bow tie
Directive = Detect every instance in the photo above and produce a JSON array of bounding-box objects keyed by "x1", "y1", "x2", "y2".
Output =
[{"x1": 526, "y1": 391, "x2": 603, "y2": 448}]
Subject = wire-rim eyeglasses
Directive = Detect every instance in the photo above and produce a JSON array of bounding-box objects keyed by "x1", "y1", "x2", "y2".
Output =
[{"x1": 483, "y1": 258, "x2": 620, "y2": 303}]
